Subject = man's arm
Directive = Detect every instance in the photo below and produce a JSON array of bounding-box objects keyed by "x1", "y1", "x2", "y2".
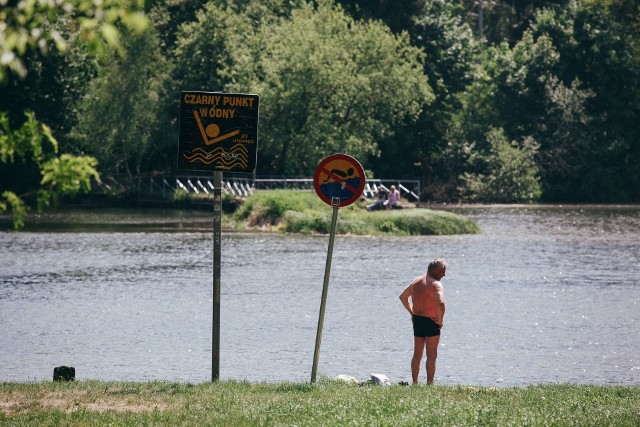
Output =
[
  {"x1": 399, "y1": 284, "x2": 413, "y2": 315},
  {"x1": 434, "y1": 282, "x2": 445, "y2": 327}
]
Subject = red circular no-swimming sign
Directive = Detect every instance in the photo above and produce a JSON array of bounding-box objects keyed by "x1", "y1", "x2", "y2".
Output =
[{"x1": 314, "y1": 154, "x2": 366, "y2": 207}]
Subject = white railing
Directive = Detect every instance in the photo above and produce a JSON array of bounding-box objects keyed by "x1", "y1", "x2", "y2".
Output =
[{"x1": 134, "y1": 175, "x2": 421, "y2": 202}]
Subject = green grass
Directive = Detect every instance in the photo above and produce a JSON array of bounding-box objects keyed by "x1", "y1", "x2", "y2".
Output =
[
  {"x1": 1, "y1": 380, "x2": 638, "y2": 426},
  {"x1": 232, "y1": 190, "x2": 481, "y2": 235}
]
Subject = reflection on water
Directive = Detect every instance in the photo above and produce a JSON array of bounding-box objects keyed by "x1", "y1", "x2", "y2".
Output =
[{"x1": 1, "y1": 206, "x2": 639, "y2": 386}]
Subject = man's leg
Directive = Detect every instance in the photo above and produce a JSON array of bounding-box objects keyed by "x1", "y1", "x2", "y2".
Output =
[
  {"x1": 425, "y1": 335, "x2": 440, "y2": 385},
  {"x1": 411, "y1": 336, "x2": 426, "y2": 384}
]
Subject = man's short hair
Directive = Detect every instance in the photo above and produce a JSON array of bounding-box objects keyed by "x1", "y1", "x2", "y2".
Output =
[{"x1": 427, "y1": 258, "x2": 447, "y2": 272}]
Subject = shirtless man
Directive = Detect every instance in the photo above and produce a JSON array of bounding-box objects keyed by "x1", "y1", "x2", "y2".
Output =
[{"x1": 399, "y1": 258, "x2": 447, "y2": 385}]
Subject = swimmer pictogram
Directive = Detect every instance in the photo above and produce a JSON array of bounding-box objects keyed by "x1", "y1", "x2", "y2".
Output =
[
  {"x1": 178, "y1": 91, "x2": 259, "y2": 172},
  {"x1": 314, "y1": 154, "x2": 366, "y2": 207},
  {"x1": 194, "y1": 111, "x2": 241, "y2": 145}
]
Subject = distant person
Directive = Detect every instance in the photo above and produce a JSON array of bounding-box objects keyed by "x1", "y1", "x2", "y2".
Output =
[
  {"x1": 366, "y1": 187, "x2": 387, "y2": 211},
  {"x1": 399, "y1": 258, "x2": 447, "y2": 385},
  {"x1": 387, "y1": 185, "x2": 401, "y2": 209}
]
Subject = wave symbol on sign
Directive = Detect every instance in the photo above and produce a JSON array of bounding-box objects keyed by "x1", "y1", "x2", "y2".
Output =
[{"x1": 183, "y1": 144, "x2": 249, "y2": 169}]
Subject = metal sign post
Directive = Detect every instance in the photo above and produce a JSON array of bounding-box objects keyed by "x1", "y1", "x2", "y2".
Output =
[
  {"x1": 177, "y1": 91, "x2": 259, "y2": 383},
  {"x1": 310, "y1": 154, "x2": 365, "y2": 383},
  {"x1": 311, "y1": 200, "x2": 340, "y2": 383},
  {"x1": 212, "y1": 171, "x2": 222, "y2": 381}
]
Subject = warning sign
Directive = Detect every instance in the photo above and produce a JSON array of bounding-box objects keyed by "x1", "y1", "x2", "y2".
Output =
[
  {"x1": 178, "y1": 91, "x2": 259, "y2": 173},
  {"x1": 314, "y1": 154, "x2": 366, "y2": 207}
]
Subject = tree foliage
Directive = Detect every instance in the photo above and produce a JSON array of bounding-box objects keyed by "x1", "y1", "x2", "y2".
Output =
[
  {"x1": 0, "y1": 111, "x2": 99, "y2": 228},
  {"x1": 449, "y1": 27, "x2": 595, "y2": 201},
  {"x1": 0, "y1": 0, "x2": 148, "y2": 80},
  {"x1": 1, "y1": 0, "x2": 148, "y2": 229},
  {"x1": 530, "y1": 0, "x2": 640, "y2": 201},
  {"x1": 228, "y1": 0, "x2": 432, "y2": 175},
  {"x1": 458, "y1": 128, "x2": 541, "y2": 203},
  {"x1": 2, "y1": 0, "x2": 640, "y2": 207},
  {"x1": 395, "y1": 0, "x2": 478, "y2": 195},
  {"x1": 72, "y1": 27, "x2": 170, "y2": 180}
]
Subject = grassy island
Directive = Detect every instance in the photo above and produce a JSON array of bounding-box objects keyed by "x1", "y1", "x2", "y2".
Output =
[
  {"x1": 229, "y1": 190, "x2": 480, "y2": 236},
  {"x1": 1, "y1": 380, "x2": 638, "y2": 425}
]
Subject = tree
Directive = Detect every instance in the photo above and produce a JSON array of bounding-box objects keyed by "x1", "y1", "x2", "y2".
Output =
[
  {"x1": 170, "y1": 0, "x2": 306, "y2": 114},
  {"x1": 459, "y1": 0, "x2": 567, "y2": 44},
  {"x1": 0, "y1": 17, "x2": 99, "y2": 151},
  {"x1": 72, "y1": 27, "x2": 170, "y2": 181},
  {"x1": 334, "y1": 0, "x2": 426, "y2": 34},
  {"x1": 170, "y1": 2, "x2": 237, "y2": 98},
  {"x1": 390, "y1": 0, "x2": 477, "y2": 196},
  {"x1": 1, "y1": 0, "x2": 148, "y2": 228},
  {"x1": 458, "y1": 127, "x2": 541, "y2": 202},
  {"x1": 225, "y1": 0, "x2": 432, "y2": 175},
  {"x1": 449, "y1": 29, "x2": 593, "y2": 201},
  {"x1": 1, "y1": 112, "x2": 99, "y2": 228},
  {"x1": 1, "y1": 0, "x2": 147, "y2": 80},
  {"x1": 531, "y1": 1, "x2": 640, "y2": 201}
]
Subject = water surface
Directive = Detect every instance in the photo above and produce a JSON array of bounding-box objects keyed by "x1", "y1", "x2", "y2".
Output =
[{"x1": 1, "y1": 206, "x2": 638, "y2": 386}]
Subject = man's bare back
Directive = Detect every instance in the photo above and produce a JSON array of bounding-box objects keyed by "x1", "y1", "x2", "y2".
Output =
[
  {"x1": 408, "y1": 274, "x2": 445, "y2": 326},
  {"x1": 399, "y1": 263, "x2": 446, "y2": 327}
]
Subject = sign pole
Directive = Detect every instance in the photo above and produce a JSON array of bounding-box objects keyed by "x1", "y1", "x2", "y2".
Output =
[
  {"x1": 178, "y1": 91, "x2": 259, "y2": 383},
  {"x1": 212, "y1": 171, "x2": 222, "y2": 382},
  {"x1": 310, "y1": 153, "x2": 366, "y2": 383},
  {"x1": 311, "y1": 201, "x2": 340, "y2": 383}
]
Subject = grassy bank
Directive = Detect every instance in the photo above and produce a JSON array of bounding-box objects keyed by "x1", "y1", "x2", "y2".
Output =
[
  {"x1": 1, "y1": 380, "x2": 638, "y2": 426},
  {"x1": 0, "y1": 190, "x2": 481, "y2": 234},
  {"x1": 231, "y1": 190, "x2": 481, "y2": 235}
]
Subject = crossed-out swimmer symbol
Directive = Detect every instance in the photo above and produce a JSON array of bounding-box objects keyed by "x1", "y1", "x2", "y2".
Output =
[
  {"x1": 314, "y1": 154, "x2": 366, "y2": 208},
  {"x1": 323, "y1": 167, "x2": 355, "y2": 189}
]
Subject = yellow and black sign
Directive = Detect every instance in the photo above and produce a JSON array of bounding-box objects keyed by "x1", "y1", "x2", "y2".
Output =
[{"x1": 178, "y1": 91, "x2": 260, "y2": 172}]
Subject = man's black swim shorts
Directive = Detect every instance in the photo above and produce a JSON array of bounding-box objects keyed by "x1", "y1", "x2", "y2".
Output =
[{"x1": 412, "y1": 314, "x2": 441, "y2": 337}]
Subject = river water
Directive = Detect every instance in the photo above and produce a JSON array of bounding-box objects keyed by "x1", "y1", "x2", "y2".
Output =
[{"x1": 1, "y1": 206, "x2": 639, "y2": 386}]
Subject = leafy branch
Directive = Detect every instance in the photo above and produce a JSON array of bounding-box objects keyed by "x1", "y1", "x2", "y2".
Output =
[{"x1": 0, "y1": 111, "x2": 99, "y2": 230}]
